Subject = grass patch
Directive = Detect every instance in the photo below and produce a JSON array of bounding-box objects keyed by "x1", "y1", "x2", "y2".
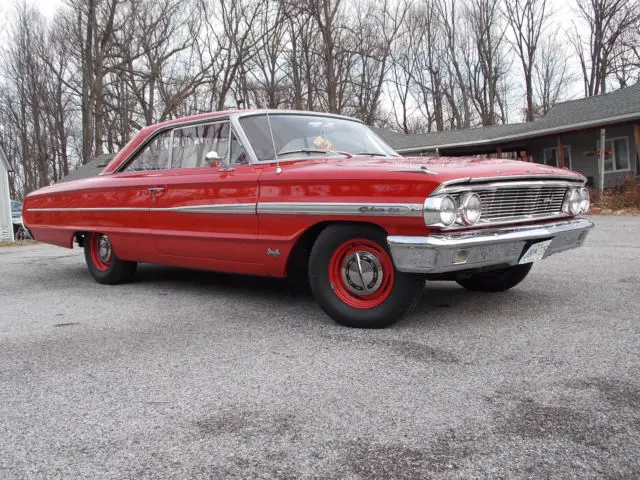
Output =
[{"x1": 0, "y1": 240, "x2": 39, "y2": 247}]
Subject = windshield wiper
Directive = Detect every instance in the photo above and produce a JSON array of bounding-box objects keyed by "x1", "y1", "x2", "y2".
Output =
[
  {"x1": 354, "y1": 152, "x2": 389, "y2": 157},
  {"x1": 277, "y1": 148, "x2": 352, "y2": 158}
]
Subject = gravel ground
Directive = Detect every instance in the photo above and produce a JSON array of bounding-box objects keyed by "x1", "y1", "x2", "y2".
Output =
[{"x1": 0, "y1": 216, "x2": 638, "y2": 479}]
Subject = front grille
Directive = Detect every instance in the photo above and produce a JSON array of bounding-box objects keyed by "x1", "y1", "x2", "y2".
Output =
[{"x1": 476, "y1": 185, "x2": 567, "y2": 220}]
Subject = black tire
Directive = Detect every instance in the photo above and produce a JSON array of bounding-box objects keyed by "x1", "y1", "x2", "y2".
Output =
[
  {"x1": 84, "y1": 232, "x2": 137, "y2": 285},
  {"x1": 455, "y1": 263, "x2": 533, "y2": 292},
  {"x1": 308, "y1": 224, "x2": 424, "y2": 328}
]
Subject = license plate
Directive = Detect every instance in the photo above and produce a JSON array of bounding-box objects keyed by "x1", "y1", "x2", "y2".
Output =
[{"x1": 519, "y1": 239, "x2": 552, "y2": 264}]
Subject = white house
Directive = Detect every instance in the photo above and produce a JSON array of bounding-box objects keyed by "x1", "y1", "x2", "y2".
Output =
[{"x1": 0, "y1": 147, "x2": 14, "y2": 242}]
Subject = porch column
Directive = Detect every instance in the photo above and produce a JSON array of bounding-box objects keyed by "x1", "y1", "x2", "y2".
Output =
[
  {"x1": 496, "y1": 147, "x2": 502, "y2": 159},
  {"x1": 634, "y1": 124, "x2": 639, "y2": 176},
  {"x1": 599, "y1": 128, "x2": 606, "y2": 193},
  {"x1": 557, "y1": 136, "x2": 565, "y2": 168}
]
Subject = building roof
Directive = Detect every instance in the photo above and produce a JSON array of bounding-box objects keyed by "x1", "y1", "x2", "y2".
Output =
[
  {"x1": 61, "y1": 154, "x2": 115, "y2": 182},
  {"x1": 378, "y1": 83, "x2": 640, "y2": 153}
]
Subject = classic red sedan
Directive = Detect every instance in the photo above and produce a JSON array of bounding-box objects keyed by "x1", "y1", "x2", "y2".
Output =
[{"x1": 23, "y1": 110, "x2": 593, "y2": 328}]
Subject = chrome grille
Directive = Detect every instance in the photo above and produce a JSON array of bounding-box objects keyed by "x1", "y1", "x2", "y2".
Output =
[{"x1": 475, "y1": 185, "x2": 567, "y2": 220}]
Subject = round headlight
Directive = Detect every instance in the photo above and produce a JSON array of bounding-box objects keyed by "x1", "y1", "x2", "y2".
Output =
[
  {"x1": 460, "y1": 192, "x2": 482, "y2": 225},
  {"x1": 569, "y1": 189, "x2": 581, "y2": 215},
  {"x1": 440, "y1": 195, "x2": 457, "y2": 226},
  {"x1": 579, "y1": 187, "x2": 590, "y2": 213}
]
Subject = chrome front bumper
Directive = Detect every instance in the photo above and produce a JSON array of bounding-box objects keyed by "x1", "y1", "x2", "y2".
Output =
[{"x1": 387, "y1": 218, "x2": 594, "y2": 274}]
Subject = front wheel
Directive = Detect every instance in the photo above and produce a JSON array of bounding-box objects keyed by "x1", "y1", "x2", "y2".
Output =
[
  {"x1": 456, "y1": 263, "x2": 533, "y2": 292},
  {"x1": 308, "y1": 225, "x2": 424, "y2": 328},
  {"x1": 84, "y1": 232, "x2": 137, "y2": 285}
]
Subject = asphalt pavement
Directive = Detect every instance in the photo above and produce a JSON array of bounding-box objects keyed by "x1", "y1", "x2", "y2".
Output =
[{"x1": 0, "y1": 216, "x2": 638, "y2": 479}]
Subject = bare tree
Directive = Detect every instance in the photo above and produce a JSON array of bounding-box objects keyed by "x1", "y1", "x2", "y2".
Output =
[
  {"x1": 465, "y1": 0, "x2": 510, "y2": 126},
  {"x1": 533, "y1": 33, "x2": 574, "y2": 116},
  {"x1": 437, "y1": 0, "x2": 473, "y2": 129},
  {"x1": 348, "y1": 0, "x2": 410, "y2": 125},
  {"x1": 569, "y1": 0, "x2": 640, "y2": 96},
  {"x1": 302, "y1": 0, "x2": 345, "y2": 113},
  {"x1": 503, "y1": 0, "x2": 550, "y2": 121}
]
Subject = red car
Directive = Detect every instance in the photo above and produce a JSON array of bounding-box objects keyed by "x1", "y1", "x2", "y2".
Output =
[{"x1": 23, "y1": 110, "x2": 593, "y2": 328}]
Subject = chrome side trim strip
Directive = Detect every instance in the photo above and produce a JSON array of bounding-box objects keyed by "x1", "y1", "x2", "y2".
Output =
[
  {"x1": 28, "y1": 202, "x2": 421, "y2": 217},
  {"x1": 27, "y1": 207, "x2": 147, "y2": 212},
  {"x1": 256, "y1": 202, "x2": 424, "y2": 217},
  {"x1": 27, "y1": 203, "x2": 257, "y2": 214},
  {"x1": 172, "y1": 203, "x2": 256, "y2": 214}
]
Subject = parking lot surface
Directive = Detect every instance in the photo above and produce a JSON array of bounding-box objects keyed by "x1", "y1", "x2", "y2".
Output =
[{"x1": 0, "y1": 216, "x2": 639, "y2": 479}]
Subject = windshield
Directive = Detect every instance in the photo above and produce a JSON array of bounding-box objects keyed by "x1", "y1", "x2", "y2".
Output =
[{"x1": 239, "y1": 114, "x2": 398, "y2": 161}]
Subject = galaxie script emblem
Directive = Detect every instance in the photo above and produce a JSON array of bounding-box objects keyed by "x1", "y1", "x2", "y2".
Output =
[{"x1": 358, "y1": 206, "x2": 404, "y2": 215}]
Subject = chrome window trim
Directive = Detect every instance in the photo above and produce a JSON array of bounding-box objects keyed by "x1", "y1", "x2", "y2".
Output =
[
  {"x1": 256, "y1": 202, "x2": 424, "y2": 217},
  {"x1": 235, "y1": 110, "x2": 365, "y2": 124}
]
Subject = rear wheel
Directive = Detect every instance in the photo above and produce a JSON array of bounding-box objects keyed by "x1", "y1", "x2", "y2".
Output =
[
  {"x1": 84, "y1": 232, "x2": 137, "y2": 285},
  {"x1": 308, "y1": 225, "x2": 424, "y2": 328},
  {"x1": 456, "y1": 263, "x2": 532, "y2": 292}
]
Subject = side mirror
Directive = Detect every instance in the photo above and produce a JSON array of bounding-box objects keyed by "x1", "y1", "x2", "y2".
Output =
[{"x1": 205, "y1": 150, "x2": 223, "y2": 166}]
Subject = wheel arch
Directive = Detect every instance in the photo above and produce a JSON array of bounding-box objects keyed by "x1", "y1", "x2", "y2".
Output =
[
  {"x1": 285, "y1": 220, "x2": 389, "y2": 278},
  {"x1": 74, "y1": 231, "x2": 88, "y2": 247}
]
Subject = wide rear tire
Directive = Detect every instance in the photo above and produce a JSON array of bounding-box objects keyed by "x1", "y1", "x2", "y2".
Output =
[
  {"x1": 456, "y1": 263, "x2": 533, "y2": 292},
  {"x1": 308, "y1": 225, "x2": 424, "y2": 328},
  {"x1": 84, "y1": 232, "x2": 137, "y2": 285}
]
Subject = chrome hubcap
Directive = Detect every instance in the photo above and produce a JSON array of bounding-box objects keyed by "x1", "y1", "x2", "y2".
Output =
[
  {"x1": 98, "y1": 235, "x2": 112, "y2": 263},
  {"x1": 341, "y1": 251, "x2": 384, "y2": 295}
]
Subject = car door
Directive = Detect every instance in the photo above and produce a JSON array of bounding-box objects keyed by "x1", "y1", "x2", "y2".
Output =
[
  {"x1": 95, "y1": 128, "x2": 177, "y2": 262},
  {"x1": 146, "y1": 120, "x2": 261, "y2": 267}
]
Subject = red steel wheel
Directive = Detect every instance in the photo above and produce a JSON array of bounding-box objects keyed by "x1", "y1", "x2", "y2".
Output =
[
  {"x1": 328, "y1": 238, "x2": 395, "y2": 309},
  {"x1": 89, "y1": 232, "x2": 113, "y2": 272},
  {"x1": 308, "y1": 224, "x2": 424, "y2": 328},
  {"x1": 83, "y1": 232, "x2": 137, "y2": 285}
]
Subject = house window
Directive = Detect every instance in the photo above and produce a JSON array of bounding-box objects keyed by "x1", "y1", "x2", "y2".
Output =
[
  {"x1": 598, "y1": 137, "x2": 630, "y2": 172},
  {"x1": 542, "y1": 146, "x2": 571, "y2": 169}
]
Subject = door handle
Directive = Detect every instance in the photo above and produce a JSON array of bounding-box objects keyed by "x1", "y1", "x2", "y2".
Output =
[{"x1": 148, "y1": 187, "x2": 165, "y2": 202}]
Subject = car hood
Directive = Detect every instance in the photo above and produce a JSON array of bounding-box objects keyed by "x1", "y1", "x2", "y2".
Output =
[{"x1": 276, "y1": 155, "x2": 584, "y2": 183}]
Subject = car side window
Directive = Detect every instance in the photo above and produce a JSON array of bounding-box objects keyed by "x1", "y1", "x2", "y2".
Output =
[
  {"x1": 229, "y1": 131, "x2": 249, "y2": 165},
  {"x1": 123, "y1": 121, "x2": 249, "y2": 172},
  {"x1": 171, "y1": 122, "x2": 231, "y2": 169},
  {"x1": 124, "y1": 130, "x2": 173, "y2": 172}
]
